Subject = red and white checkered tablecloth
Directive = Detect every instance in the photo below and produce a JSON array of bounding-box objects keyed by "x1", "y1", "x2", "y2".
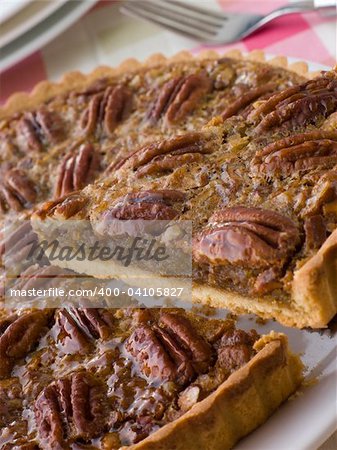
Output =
[{"x1": 0, "y1": 0, "x2": 335, "y2": 103}]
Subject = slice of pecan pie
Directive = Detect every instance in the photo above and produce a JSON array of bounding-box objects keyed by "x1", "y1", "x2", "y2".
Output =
[
  {"x1": 0, "y1": 307, "x2": 303, "y2": 449},
  {"x1": 31, "y1": 65, "x2": 337, "y2": 329}
]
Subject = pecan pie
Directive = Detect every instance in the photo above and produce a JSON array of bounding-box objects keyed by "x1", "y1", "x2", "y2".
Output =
[
  {"x1": 26, "y1": 58, "x2": 337, "y2": 329},
  {"x1": 0, "y1": 50, "x2": 330, "y2": 449},
  {"x1": 0, "y1": 51, "x2": 305, "y2": 220},
  {"x1": 0, "y1": 307, "x2": 303, "y2": 449}
]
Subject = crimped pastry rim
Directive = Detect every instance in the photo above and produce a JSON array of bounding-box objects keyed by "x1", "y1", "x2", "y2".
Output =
[
  {"x1": 0, "y1": 49, "x2": 316, "y2": 120},
  {"x1": 124, "y1": 332, "x2": 303, "y2": 450}
]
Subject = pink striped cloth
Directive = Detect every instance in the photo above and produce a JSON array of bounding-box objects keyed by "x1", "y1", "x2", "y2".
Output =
[{"x1": 0, "y1": 0, "x2": 335, "y2": 103}]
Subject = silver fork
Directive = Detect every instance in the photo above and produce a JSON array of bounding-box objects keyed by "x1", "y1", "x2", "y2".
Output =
[{"x1": 120, "y1": 0, "x2": 336, "y2": 44}]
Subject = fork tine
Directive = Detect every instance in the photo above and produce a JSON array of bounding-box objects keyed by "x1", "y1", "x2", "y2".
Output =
[
  {"x1": 153, "y1": 0, "x2": 225, "y2": 27},
  {"x1": 121, "y1": 5, "x2": 213, "y2": 41},
  {"x1": 136, "y1": 1, "x2": 220, "y2": 34},
  {"x1": 167, "y1": 0, "x2": 228, "y2": 21},
  {"x1": 120, "y1": 2, "x2": 216, "y2": 40}
]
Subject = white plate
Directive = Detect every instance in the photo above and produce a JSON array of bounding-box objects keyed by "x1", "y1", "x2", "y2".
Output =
[
  {"x1": 0, "y1": 0, "x2": 68, "y2": 48},
  {"x1": 0, "y1": 0, "x2": 32, "y2": 23},
  {"x1": 233, "y1": 314, "x2": 337, "y2": 450},
  {"x1": 0, "y1": 0, "x2": 98, "y2": 72}
]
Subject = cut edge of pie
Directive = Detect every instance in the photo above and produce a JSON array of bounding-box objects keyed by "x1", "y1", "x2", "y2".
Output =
[
  {"x1": 194, "y1": 231, "x2": 337, "y2": 329},
  {"x1": 0, "y1": 49, "x2": 314, "y2": 120},
  {"x1": 123, "y1": 332, "x2": 303, "y2": 450}
]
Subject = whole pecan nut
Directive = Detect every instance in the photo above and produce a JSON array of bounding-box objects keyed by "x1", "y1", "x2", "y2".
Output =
[
  {"x1": 18, "y1": 107, "x2": 64, "y2": 152},
  {"x1": 249, "y1": 74, "x2": 337, "y2": 132},
  {"x1": 193, "y1": 206, "x2": 301, "y2": 270},
  {"x1": 148, "y1": 73, "x2": 212, "y2": 124},
  {"x1": 0, "y1": 169, "x2": 37, "y2": 212},
  {"x1": 0, "y1": 311, "x2": 49, "y2": 378},
  {"x1": 55, "y1": 143, "x2": 100, "y2": 198},
  {"x1": 35, "y1": 371, "x2": 108, "y2": 448},
  {"x1": 115, "y1": 132, "x2": 213, "y2": 178},
  {"x1": 81, "y1": 85, "x2": 132, "y2": 137},
  {"x1": 252, "y1": 130, "x2": 337, "y2": 176}
]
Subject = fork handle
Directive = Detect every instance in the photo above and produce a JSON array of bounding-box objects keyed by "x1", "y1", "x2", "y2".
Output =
[
  {"x1": 264, "y1": 0, "x2": 336, "y2": 24},
  {"x1": 274, "y1": 0, "x2": 336, "y2": 14}
]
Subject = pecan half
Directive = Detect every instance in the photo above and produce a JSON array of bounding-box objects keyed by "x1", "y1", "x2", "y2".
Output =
[
  {"x1": 108, "y1": 190, "x2": 185, "y2": 220},
  {"x1": 10, "y1": 264, "x2": 67, "y2": 293},
  {"x1": 35, "y1": 372, "x2": 108, "y2": 448},
  {"x1": 249, "y1": 75, "x2": 337, "y2": 132},
  {"x1": 152, "y1": 324, "x2": 195, "y2": 385},
  {"x1": 221, "y1": 83, "x2": 277, "y2": 120},
  {"x1": 0, "y1": 169, "x2": 36, "y2": 212},
  {"x1": 55, "y1": 143, "x2": 100, "y2": 198},
  {"x1": 54, "y1": 309, "x2": 93, "y2": 355},
  {"x1": 125, "y1": 324, "x2": 177, "y2": 382},
  {"x1": 193, "y1": 206, "x2": 301, "y2": 269},
  {"x1": 71, "y1": 308, "x2": 114, "y2": 340},
  {"x1": 125, "y1": 314, "x2": 212, "y2": 385},
  {"x1": 54, "y1": 308, "x2": 113, "y2": 354},
  {"x1": 95, "y1": 190, "x2": 186, "y2": 237},
  {"x1": 148, "y1": 73, "x2": 212, "y2": 124},
  {"x1": 217, "y1": 328, "x2": 259, "y2": 371},
  {"x1": 159, "y1": 312, "x2": 213, "y2": 373},
  {"x1": 253, "y1": 130, "x2": 337, "y2": 176},
  {"x1": 0, "y1": 221, "x2": 37, "y2": 259},
  {"x1": 18, "y1": 107, "x2": 64, "y2": 152},
  {"x1": 81, "y1": 85, "x2": 132, "y2": 137},
  {"x1": 34, "y1": 192, "x2": 87, "y2": 220},
  {"x1": 0, "y1": 311, "x2": 49, "y2": 378},
  {"x1": 115, "y1": 132, "x2": 213, "y2": 178}
]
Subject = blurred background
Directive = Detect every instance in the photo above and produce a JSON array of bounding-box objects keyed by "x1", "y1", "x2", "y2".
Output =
[{"x1": 0, "y1": 0, "x2": 336, "y2": 103}]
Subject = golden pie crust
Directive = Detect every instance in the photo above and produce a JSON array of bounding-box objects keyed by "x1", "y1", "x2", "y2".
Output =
[
  {"x1": 125, "y1": 333, "x2": 303, "y2": 450},
  {"x1": 0, "y1": 49, "x2": 314, "y2": 119}
]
